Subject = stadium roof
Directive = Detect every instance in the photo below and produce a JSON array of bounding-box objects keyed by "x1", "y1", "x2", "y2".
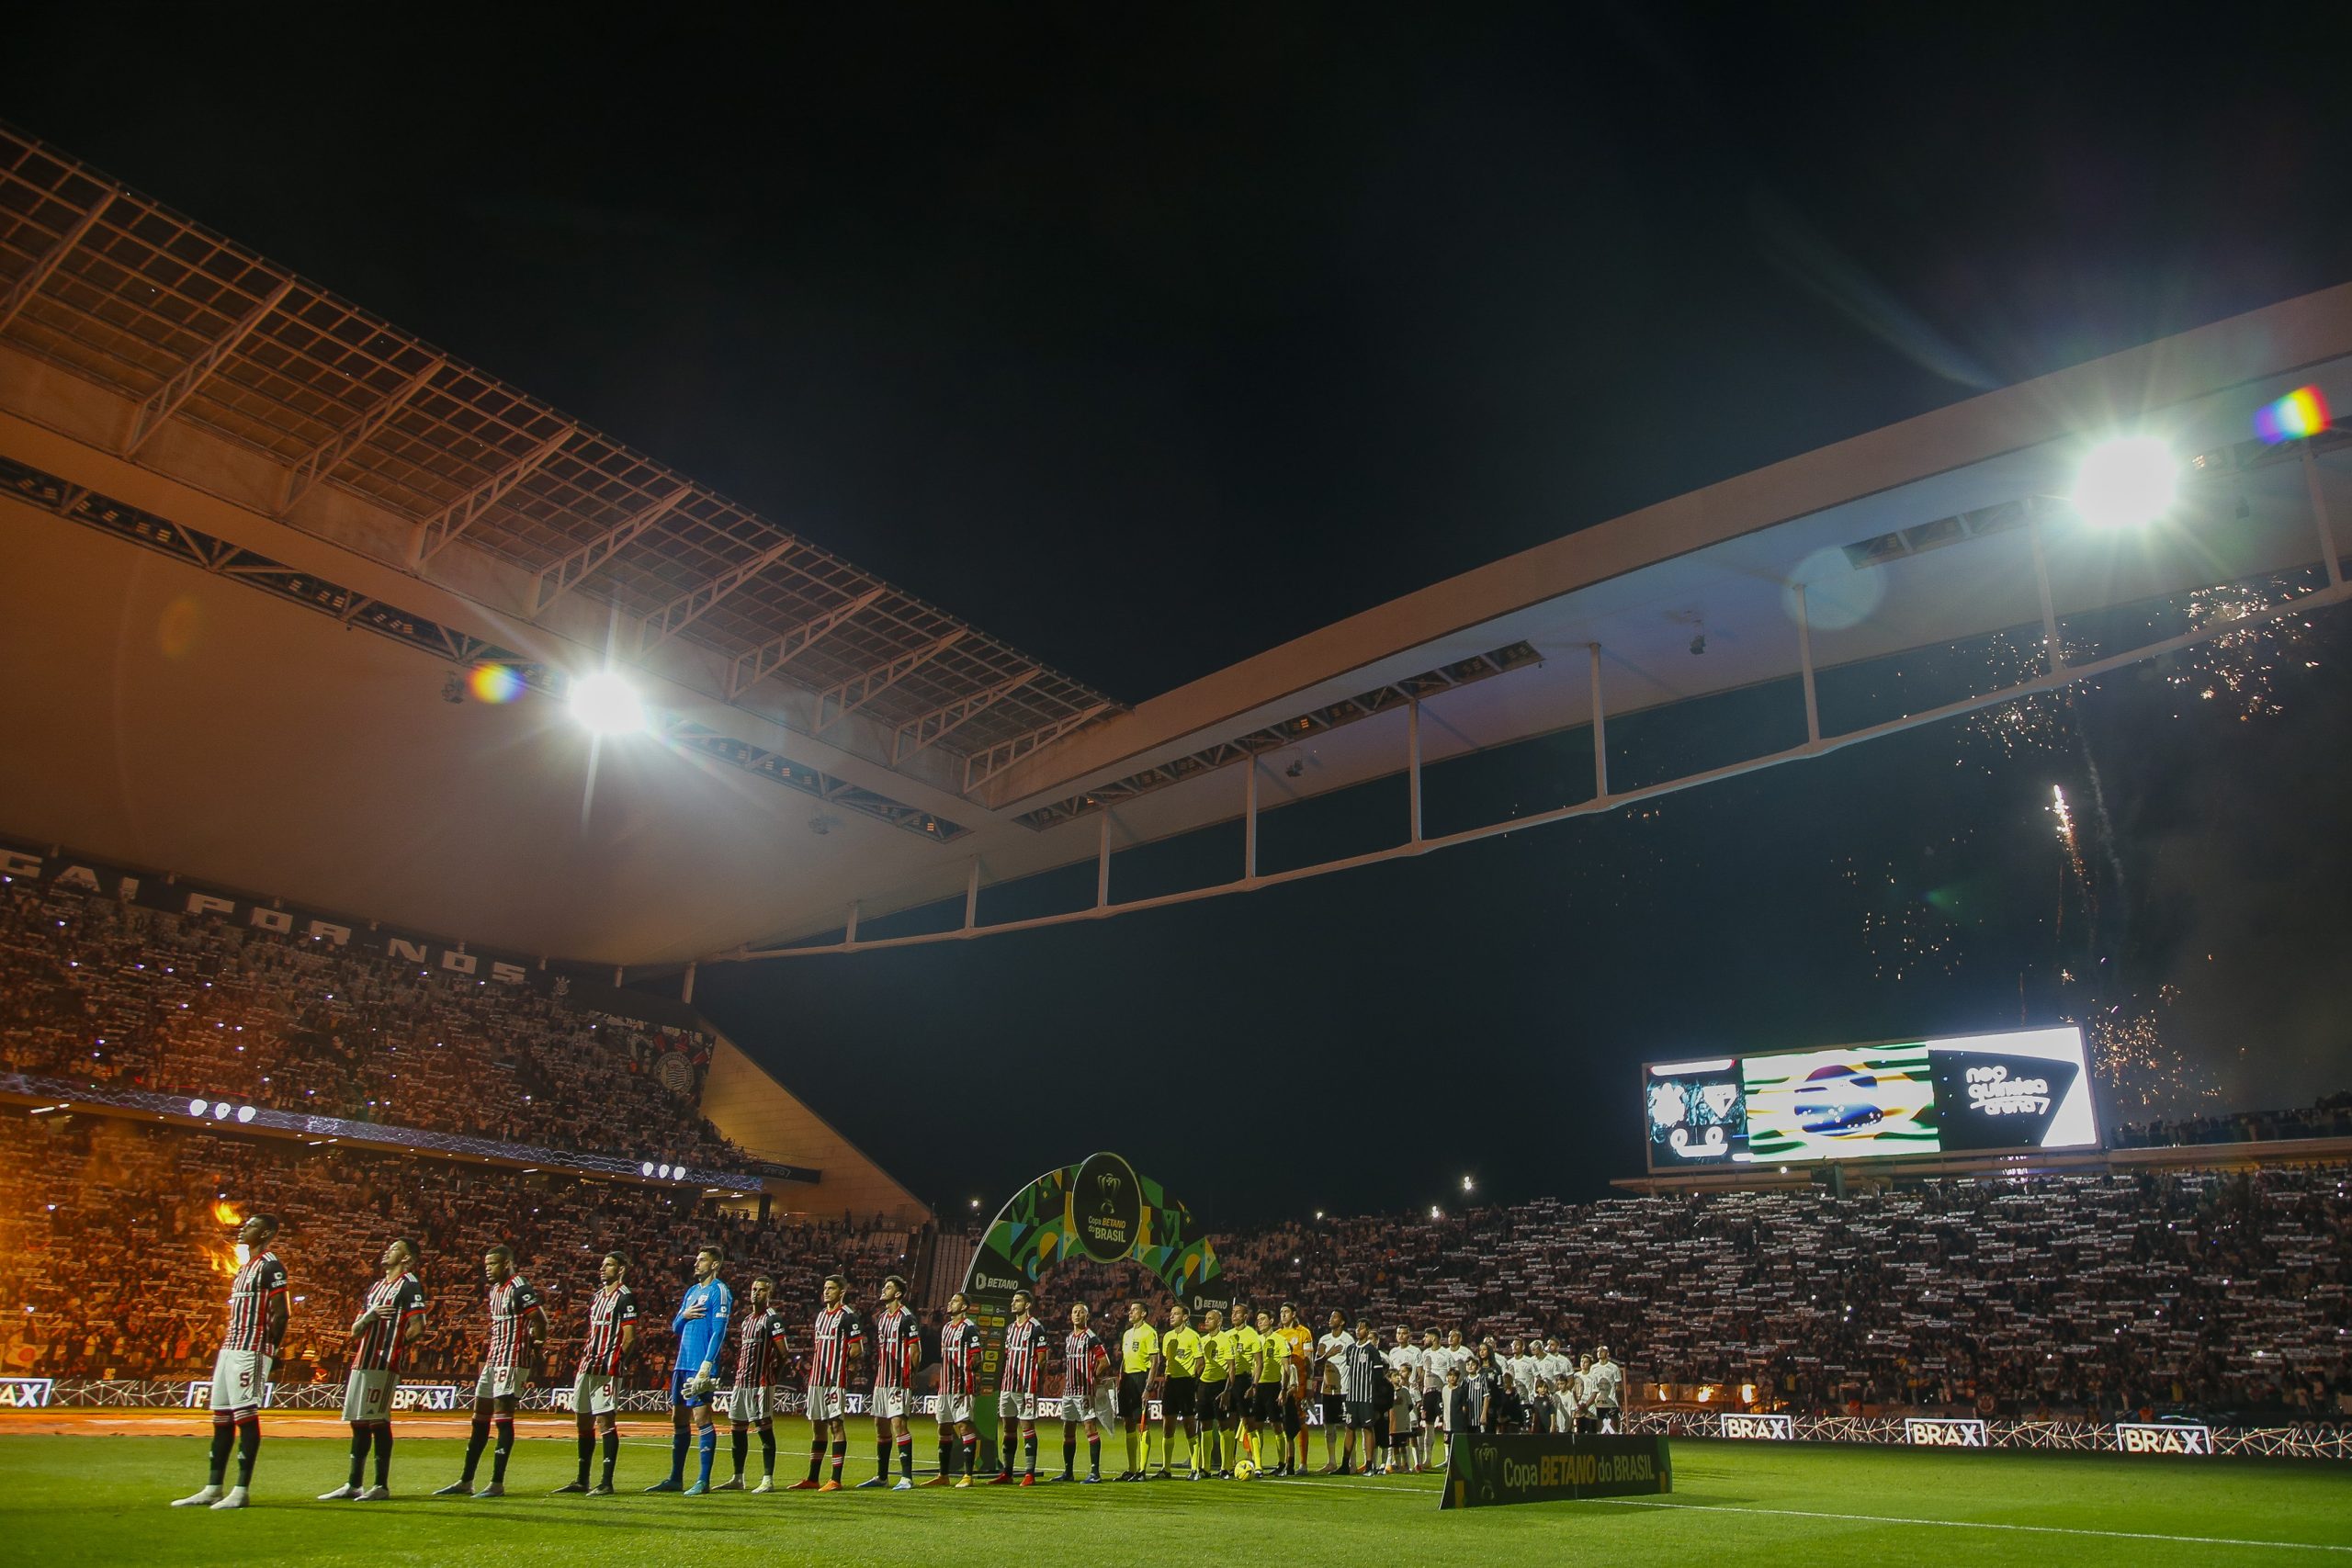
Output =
[{"x1": 4, "y1": 125, "x2": 2349, "y2": 968}]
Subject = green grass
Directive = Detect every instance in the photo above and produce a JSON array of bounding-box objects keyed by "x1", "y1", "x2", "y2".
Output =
[{"x1": 4, "y1": 1426, "x2": 2347, "y2": 1567}]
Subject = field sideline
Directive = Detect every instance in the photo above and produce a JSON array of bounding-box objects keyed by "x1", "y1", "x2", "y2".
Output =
[{"x1": 2, "y1": 1425, "x2": 2346, "y2": 1568}]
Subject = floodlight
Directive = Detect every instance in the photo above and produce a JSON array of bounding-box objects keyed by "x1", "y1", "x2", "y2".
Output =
[
  {"x1": 236, "y1": 1105, "x2": 256, "y2": 1123},
  {"x1": 569, "y1": 671, "x2": 646, "y2": 734},
  {"x1": 2072, "y1": 436, "x2": 2177, "y2": 527},
  {"x1": 641, "y1": 1161, "x2": 655, "y2": 1177},
  {"x1": 188, "y1": 1099, "x2": 208, "y2": 1116}
]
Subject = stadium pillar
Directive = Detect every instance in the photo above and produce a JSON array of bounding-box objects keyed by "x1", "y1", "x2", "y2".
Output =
[
  {"x1": 1096, "y1": 812, "x2": 1112, "y2": 907},
  {"x1": 1243, "y1": 757, "x2": 1259, "y2": 878},
  {"x1": 1794, "y1": 585, "x2": 1821, "y2": 745},
  {"x1": 2305, "y1": 441, "x2": 2342, "y2": 589},
  {"x1": 1588, "y1": 644, "x2": 1609, "y2": 798},
  {"x1": 2028, "y1": 515, "x2": 2064, "y2": 673},
  {"x1": 1407, "y1": 697, "x2": 1423, "y2": 842},
  {"x1": 681, "y1": 962, "x2": 695, "y2": 1004},
  {"x1": 965, "y1": 858, "x2": 980, "y2": 928},
  {"x1": 845, "y1": 902, "x2": 860, "y2": 943}
]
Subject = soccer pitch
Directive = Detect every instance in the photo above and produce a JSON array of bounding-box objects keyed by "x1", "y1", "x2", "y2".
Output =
[{"x1": 4, "y1": 1426, "x2": 2347, "y2": 1567}]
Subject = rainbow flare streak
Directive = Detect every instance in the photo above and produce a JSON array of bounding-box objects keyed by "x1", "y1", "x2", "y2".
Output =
[
  {"x1": 2252, "y1": 385, "x2": 2331, "y2": 445},
  {"x1": 467, "y1": 664, "x2": 526, "y2": 704}
]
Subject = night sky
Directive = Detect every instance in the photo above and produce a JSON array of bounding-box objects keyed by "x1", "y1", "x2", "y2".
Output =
[{"x1": 17, "y1": 6, "x2": 2351, "y2": 1225}]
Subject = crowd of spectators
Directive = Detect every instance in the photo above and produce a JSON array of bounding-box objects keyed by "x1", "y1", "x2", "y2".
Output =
[
  {"x1": 2111, "y1": 1092, "x2": 2352, "y2": 1147},
  {"x1": 1028, "y1": 1167, "x2": 2351, "y2": 1423},
  {"x1": 0, "y1": 1112, "x2": 910, "y2": 1387},
  {"x1": 0, "y1": 879, "x2": 745, "y2": 1169}
]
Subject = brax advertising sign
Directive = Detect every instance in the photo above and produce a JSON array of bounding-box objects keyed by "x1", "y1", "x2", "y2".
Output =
[
  {"x1": 1441, "y1": 1434, "x2": 1673, "y2": 1509},
  {"x1": 1905, "y1": 1417, "x2": 1989, "y2": 1448},
  {"x1": 1719, "y1": 1413, "x2": 1793, "y2": 1439},
  {"x1": 2116, "y1": 1423, "x2": 2212, "y2": 1455}
]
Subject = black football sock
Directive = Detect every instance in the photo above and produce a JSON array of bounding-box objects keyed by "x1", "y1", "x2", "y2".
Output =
[
  {"x1": 829, "y1": 1439, "x2": 845, "y2": 1481},
  {"x1": 758, "y1": 1424, "x2": 775, "y2": 1476},
  {"x1": 1000, "y1": 1432, "x2": 1015, "y2": 1477},
  {"x1": 600, "y1": 1428, "x2": 619, "y2": 1486},
  {"x1": 876, "y1": 1438, "x2": 889, "y2": 1478},
  {"x1": 731, "y1": 1427, "x2": 749, "y2": 1480},
  {"x1": 899, "y1": 1435, "x2": 914, "y2": 1478},
  {"x1": 962, "y1": 1434, "x2": 978, "y2": 1477},
  {"x1": 1088, "y1": 1435, "x2": 1100, "y2": 1476},
  {"x1": 463, "y1": 1418, "x2": 490, "y2": 1482},
  {"x1": 808, "y1": 1437, "x2": 825, "y2": 1482},
  {"x1": 1062, "y1": 1430, "x2": 1076, "y2": 1478},
  {"x1": 1023, "y1": 1433, "x2": 1037, "y2": 1475},
  {"x1": 492, "y1": 1417, "x2": 514, "y2": 1483},
  {"x1": 208, "y1": 1420, "x2": 234, "y2": 1486},
  {"x1": 575, "y1": 1431, "x2": 594, "y2": 1484},
  {"x1": 372, "y1": 1425, "x2": 393, "y2": 1487},
  {"x1": 235, "y1": 1416, "x2": 261, "y2": 1485},
  {"x1": 347, "y1": 1425, "x2": 371, "y2": 1488},
  {"x1": 937, "y1": 1433, "x2": 952, "y2": 1477}
]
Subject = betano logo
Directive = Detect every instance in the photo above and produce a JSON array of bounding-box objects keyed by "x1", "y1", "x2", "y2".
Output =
[
  {"x1": 2117, "y1": 1423, "x2": 2211, "y2": 1455},
  {"x1": 1905, "y1": 1417, "x2": 1987, "y2": 1448}
]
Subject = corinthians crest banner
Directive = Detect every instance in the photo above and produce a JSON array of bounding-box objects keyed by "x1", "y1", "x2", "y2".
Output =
[{"x1": 959, "y1": 1153, "x2": 1224, "y2": 1468}]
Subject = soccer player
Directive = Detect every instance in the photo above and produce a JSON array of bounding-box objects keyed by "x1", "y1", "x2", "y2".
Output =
[
  {"x1": 1191, "y1": 1307, "x2": 1231, "y2": 1478},
  {"x1": 1314, "y1": 1310, "x2": 1351, "y2": 1472},
  {"x1": 991, "y1": 1288, "x2": 1047, "y2": 1485},
  {"x1": 861, "y1": 1273, "x2": 922, "y2": 1489},
  {"x1": 1342, "y1": 1316, "x2": 1384, "y2": 1474},
  {"x1": 924, "y1": 1292, "x2": 984, "y2": 1486},
  {"x1": 1382, "y1": 1325, "x2": 1421, "y2": 1472},
  {"x1": 1227, "y1": 1303, "x2": 1261, "y2": 1476},
  {"x1": 554, "y1": 1250, "x2": 638, "y2": 1495},
  {"x1": 172, "y1": 1212, "x2": 286, "y2": 1510},
  {"x1": 436, "y1": 1243, "x2": 547, "y2": 1497},
  {"x1": 320, "y1": 1237, "x2": 427, "y2": 1501},
  {"x1": 792, "y1": 1273, "x2": 865, "y2": 1491},
  {"x1": 1242, "y1": 1308, "x2": 1291, "y2": 1475},
  {"x1": 718, "y1": 1273, "x2": 790, "y2": 1491},
  {"x1": 1154, "y1": 1302, "x2": 1201, "y2": 1480},
  {"x1": 646, "y1": 1243, "x2": 731, "y2": 1495},
  {"x1": 1114, "y1": 1300, "x2": 1157, "y2": 1479},
  {"x1": 1589, "y1": 1343, "x2": 1624, "y2": 1434},
  {"x1": 1572, "y1": 1351, "x2": 1598, "y2": 1434},
  {"x1": 1539, "y1": 1337, "x2": 1572, "y2": 1395},
  {"x1": 1274, "y1": 1303, "x2": 1313, "y2": 1473},
  {"x1": 1416, "y1": 1329, "x2": 1447, "y2": 1469},
  {"x1": 1055, "y1": 1303, "x2": 1111, "y2": 1483}
]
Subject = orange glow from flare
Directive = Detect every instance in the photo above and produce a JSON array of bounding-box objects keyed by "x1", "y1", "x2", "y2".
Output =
[
  {"x1": 207, "y1": 1247, "x2": 239, "y2": 1277},
  {"x1": 212, "y1": 1201, "x2": 242, "y2": 1226}
]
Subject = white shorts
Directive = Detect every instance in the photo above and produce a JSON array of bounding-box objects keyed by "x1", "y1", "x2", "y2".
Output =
[
  {"x1": 571, "y1": 1372, "x2": 618, "y2": 1417},
  {"x1": 870, "y1": 1387, "x2": 914, "y2": 1420},
  {"x1": 1058, "y1": 1392, "x2": 1115, "y2": 1426},
  {"x1": 806, "y1": 1384, "x2": 846, "y2": 1422},
  {"x1": 474, "y1": 1364, "x2": 527, "y2": 1402},
  {"x1": 342, "y1": 1369, "x2": 393, "y2": 1424},
  {"x1": 209, "y1": 1348, "x2": 267, "y2": 1415},
  {"x1": 998, "y1": 1388, "x2": 1038, "y2": 1423},
  {"x1": 728, "y1": 1383, "x2": 776, "y2": 1424},
  {"x1": 935, "y1": 1393, "x2": 973, "y2": 1425}
]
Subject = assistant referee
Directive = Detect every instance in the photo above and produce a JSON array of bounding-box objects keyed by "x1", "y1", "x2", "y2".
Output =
[{"x1": 1116, "y1": 1301, "x2": 1158, "y2": 1480}]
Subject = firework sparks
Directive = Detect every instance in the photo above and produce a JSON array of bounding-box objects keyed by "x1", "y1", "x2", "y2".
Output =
[
  {"x1": 2163, "y1": 581, "x2": 2319, "y2": 720},
  {"x1": 2079, "y1": 1002, "x2": 2222, "y2": 1118},
  {"x1": 2050, "y1": 784, "x2": 2087, "y2": 886}
]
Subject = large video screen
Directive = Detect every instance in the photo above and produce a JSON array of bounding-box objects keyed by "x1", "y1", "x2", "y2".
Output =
[{"x1": 1644, "y1": 1026, "x2": 2098, "y2": 1170}]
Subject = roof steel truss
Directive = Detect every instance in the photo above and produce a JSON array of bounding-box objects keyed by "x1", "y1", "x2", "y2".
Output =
[{"x1": 891, "y1": 667, "x2": 1041, "y2": 763}]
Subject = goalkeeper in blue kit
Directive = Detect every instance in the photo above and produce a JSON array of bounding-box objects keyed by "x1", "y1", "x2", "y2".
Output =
[{"x1": 650, "y1": 1245, "x2": 733, "y2": 1495}]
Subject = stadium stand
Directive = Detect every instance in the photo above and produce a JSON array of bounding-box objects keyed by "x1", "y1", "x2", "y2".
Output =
[
  {"x1": 2110, "y1": 1094, "x2": 2352, "y2": 1146},
  {"x1": 0, "y1": 1112, "x2": 910, "y2": 1385},
  {"x1": 0, "y1": 878, "x2": 744, "y2": 1169}
]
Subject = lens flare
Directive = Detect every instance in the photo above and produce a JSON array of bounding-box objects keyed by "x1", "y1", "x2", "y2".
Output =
[
  {"x1": 467, "y1": 664, "x2": 527, "y2": 704},
  {"x1": 2252, "y1": 386, "x2": 2331, "y2": 445}
]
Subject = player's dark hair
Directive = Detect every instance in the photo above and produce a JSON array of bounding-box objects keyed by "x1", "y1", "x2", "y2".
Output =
[
  {"x1": 824, "y1": 1273, "x2": 847, "y2": 1290},
  {"x1": 485, "y1": 1243, "x2": 514, "y2": 1265},
  {"x1": 251, "y1": 1213, "x2": 280, "y2": 1238},
  {"x1": 697, "y1": 1243, "x2": 724, "y2": 1263},
  {"x1": 946, "y1": 1292, "x2": 967, "y2": 1311},
  {"x1": 882, "y1": 1273, "x2": 907, "y2": 1293},
  {"x1": 604, "y1": 1250, "x2": 631, "y2": 1273},
  {"x1": 390, "y1": 1236, "x2": 419, "y2": 1265},
  {"x1": 1011, "y1": 1288, "x2": 1032, "y2": 1306},
  {"x1": 752, "y1": 1273, "x2": 774, "y2": 1288}
]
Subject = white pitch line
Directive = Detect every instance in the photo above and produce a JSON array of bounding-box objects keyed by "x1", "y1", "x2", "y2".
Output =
[{"x1": 1592, "y1": 1498, "x2": 2352, "y2": 1554}]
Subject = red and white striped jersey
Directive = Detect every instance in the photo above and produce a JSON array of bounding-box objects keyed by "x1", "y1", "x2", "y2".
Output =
[
  {"x1": 483, "y1": 1274, "x2": 543, "y2": 1369},
  {"x1": 576, "y1": 1284, "x2": 639, "y2": 1376},
  {"x1": 220, "y1": 1250, "x2": 288, "y2": 1354},
  {"x1": 732, "y1": 1305, "x2": 790, "y2": 1389},
  {"x1": 999, "y1": 1316, "x2": 1048, "y2": 1395},
  {"x1": 937, "y1": 1318, "x2": 983, "y2": 1399},
  {"x1": 350, "y1": 1271, "x2": 428, "y2": 1372},
  {"x1": 869, "y1": 1303, "x2": 920, "y2": 1391},
  {"x1": 806, "y1": 1305, "x2": 864, "y2": 1387},
  {"x1": 1061, "y1": 1328, "x2": 1108, "y2": 1398}
]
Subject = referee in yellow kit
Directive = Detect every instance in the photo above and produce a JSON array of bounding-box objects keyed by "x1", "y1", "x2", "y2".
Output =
[
  {"x1": 1115, "y1": 1301, "x2": 1158, "y2": 1480},
  {"x1": 1154, "y1": 1303, "x2": 1203, "y2": 1479}
]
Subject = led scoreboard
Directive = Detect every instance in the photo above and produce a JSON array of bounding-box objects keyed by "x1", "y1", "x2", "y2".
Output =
[{"x1": 1644, "y1": 1025, "x2": 2099, "y2": 1170}]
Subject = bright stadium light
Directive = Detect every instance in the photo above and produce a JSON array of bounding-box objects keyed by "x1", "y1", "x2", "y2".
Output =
[
  {"x1": 2072, "y1": 435, "x2": 2177, "y2": 527},
  {"x1": 212, "y1": 1102, "x2": 232, "y2": 1121},
  {"x1": 641, "y1": 1161, "x2": 655, "y2": 1177},
  {"x1": 569, "y1": 670, "x2": 646, "y2": 735},
  {"x1": 236, "y1": 1105, "x2": 256, "y2": 1123},
  {"x1": 188, "y1": 1098, "x2": 208, "y2": 1116}
]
